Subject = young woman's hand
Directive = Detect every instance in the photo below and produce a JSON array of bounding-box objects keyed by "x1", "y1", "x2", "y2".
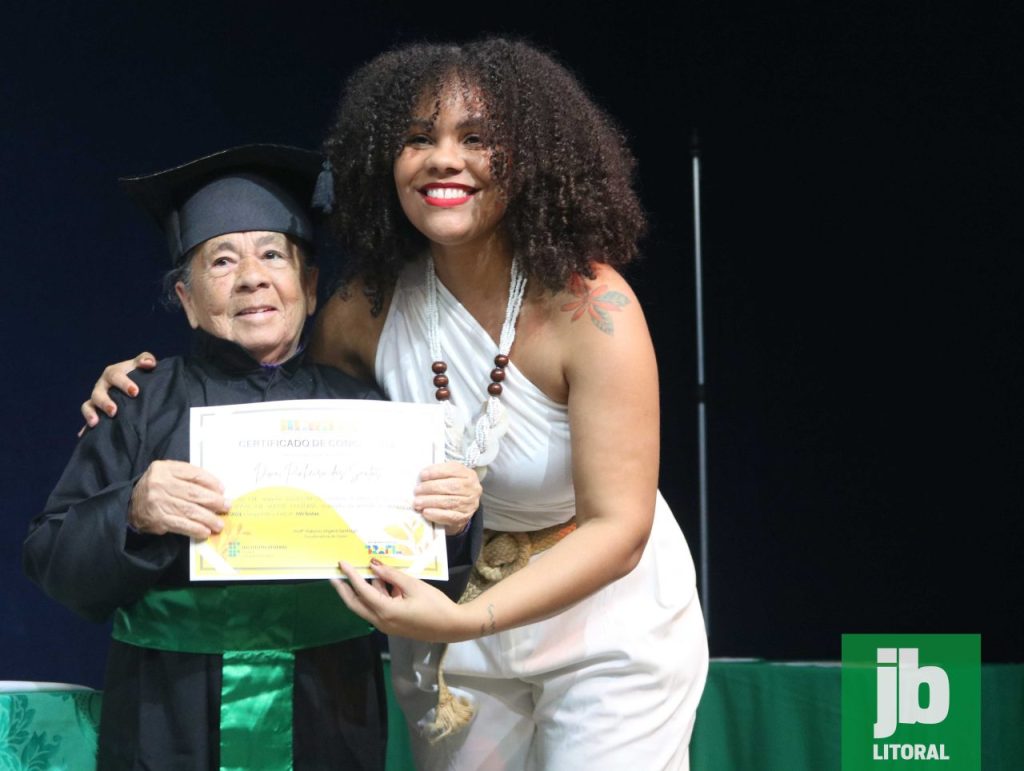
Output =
[
  {"x1": 331, "y1": 560, "x2": 476, "y2": 642},
  {"x1": 79, "y1": 352, "x2": 158, "y2": 430}
]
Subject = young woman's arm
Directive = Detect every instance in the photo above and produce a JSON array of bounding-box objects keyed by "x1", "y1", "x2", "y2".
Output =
[{"x1": 307, "y1": 283, "x2": 384, "y2": 382}]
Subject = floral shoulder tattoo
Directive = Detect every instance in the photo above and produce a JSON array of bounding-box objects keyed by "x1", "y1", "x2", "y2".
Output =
[{"x1": 560, "y1": 274, "x2": 630, "y2": 335}]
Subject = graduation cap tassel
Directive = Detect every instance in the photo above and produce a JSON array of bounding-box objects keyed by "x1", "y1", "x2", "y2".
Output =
[{"x1": 312, "y1": 159, "x2": 335, "y2": 214}]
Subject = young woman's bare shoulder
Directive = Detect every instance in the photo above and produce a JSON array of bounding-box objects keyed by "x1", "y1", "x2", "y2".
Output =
[
  {"x1": 309, "y1": 278, "x2": 391, "y2": 382},
  {"x1": 549, "y1": 264, "x2": 644, "y2": 342}
]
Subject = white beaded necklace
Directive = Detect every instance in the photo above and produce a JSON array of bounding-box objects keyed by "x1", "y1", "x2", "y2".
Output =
[{"x1": 425, "y1": 255, "x2": 527, "y2": 473}]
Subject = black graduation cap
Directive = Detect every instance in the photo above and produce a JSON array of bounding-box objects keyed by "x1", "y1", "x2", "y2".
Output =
[{"x1": 120, "y1": 144, "x2": 324, "y2": 265}]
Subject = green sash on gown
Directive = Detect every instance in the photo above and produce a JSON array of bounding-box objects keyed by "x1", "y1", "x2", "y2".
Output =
[{"x1": 113, "y1": 581, "x2": 371, "y2": 771}]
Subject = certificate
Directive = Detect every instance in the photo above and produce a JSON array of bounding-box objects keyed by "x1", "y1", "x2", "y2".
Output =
[{"x1": 188, "y1": 399, "x2": 448, "y2": 582}]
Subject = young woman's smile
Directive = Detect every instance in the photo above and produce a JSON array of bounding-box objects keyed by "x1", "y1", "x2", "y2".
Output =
[{"x1": 419, "y1": 182, "x2": 477, "y2": 207}]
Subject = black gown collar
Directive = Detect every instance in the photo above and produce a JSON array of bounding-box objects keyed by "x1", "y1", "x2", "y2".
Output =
[{"x1": 190, "y1": 328, "x2": 306, "y2": 377}]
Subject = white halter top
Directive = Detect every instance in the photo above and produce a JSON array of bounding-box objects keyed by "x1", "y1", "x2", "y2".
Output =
[{"x1": 375, "y1": 259, "x2": 575, "y2": 532}]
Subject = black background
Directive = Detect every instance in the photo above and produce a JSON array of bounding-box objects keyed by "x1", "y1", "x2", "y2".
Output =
[{"x1": 3, "y1": 2, "x2": 1021, "y2": 687}]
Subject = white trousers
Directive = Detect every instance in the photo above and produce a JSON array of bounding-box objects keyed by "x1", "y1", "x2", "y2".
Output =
[{"x1": 390, "y1": 499, "x2": 709, "y2": 771}]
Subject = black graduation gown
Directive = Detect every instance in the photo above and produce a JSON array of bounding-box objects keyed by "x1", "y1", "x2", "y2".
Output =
[{"x1": 24, "y1": 332, "x2": 462, "y2": 770}]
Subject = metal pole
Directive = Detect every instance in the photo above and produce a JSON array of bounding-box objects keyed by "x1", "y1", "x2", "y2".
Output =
[{"x1": 691, "y1": 130, "x2": 710, "y2": 634}]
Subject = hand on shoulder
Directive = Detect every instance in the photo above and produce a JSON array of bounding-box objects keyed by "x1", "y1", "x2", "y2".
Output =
[{"x1": 79, "y1": 352, "x2": 159, "y2": 432}]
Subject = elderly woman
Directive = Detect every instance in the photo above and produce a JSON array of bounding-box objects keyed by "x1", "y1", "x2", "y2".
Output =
[{"x1": 24, "y1": 145, "x2": 480, "y2": 771}]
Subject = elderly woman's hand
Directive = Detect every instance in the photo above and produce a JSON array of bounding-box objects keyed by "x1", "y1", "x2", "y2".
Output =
[
  {"x1": 129, "y1": 460, "x2": 229, "y2": 540},
  {"x1": 80, "y1": 352, "x2": 158, "y2": 430},
  {"x1": 413, "y1": 461, "x2": 482, "y2": 536}
]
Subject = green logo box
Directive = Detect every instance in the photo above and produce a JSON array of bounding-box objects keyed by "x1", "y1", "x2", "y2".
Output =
[{"x1": 842, "y1": 634, "x2": 980, "y2": 770}]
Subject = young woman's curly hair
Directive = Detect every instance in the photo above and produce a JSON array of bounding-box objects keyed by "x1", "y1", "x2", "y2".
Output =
[{"x1": 323, "y1": 38, "x2": 647, "y2": 312}]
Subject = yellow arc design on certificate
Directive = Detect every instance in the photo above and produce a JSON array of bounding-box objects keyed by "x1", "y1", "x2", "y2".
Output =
[
  {"x1": 199, "y1": 487, "x2": 368, "y2": 577},
  {"x1": 189, "y1": 399, "x2": 448, "y2": 582}
]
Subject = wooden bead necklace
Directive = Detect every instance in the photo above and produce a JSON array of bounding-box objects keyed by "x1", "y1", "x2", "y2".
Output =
[{"x1": 425, "y1": 256, "x2": 527, "y2": 470}]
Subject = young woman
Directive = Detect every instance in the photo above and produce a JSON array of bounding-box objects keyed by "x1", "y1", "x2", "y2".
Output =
[{"x1": 83, "y1": 39, "x2": 708, "y2": 771}]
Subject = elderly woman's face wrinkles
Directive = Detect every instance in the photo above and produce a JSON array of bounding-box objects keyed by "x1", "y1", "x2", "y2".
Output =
[{"x1": 175, "y1": 231, "x2": 317, "y2": 364}]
